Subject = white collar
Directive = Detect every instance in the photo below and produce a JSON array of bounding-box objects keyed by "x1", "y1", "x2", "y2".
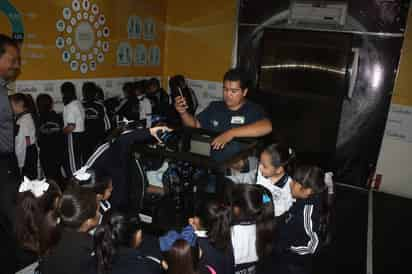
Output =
[{"x1": 195, "y1": 230, "x2": 207, "y2": 238}]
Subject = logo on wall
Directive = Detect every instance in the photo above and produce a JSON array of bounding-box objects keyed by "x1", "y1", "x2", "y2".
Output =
[
  {"x1": 143, "y1": 17, "x2": 156, "y2": 40},
  {"x1": 148, "y1": 45, "x2": 160, "y2": 66},
  {"x1": 128, "y1": 16, "x2": 142, "y2": 39},
  {"x1": 55, "y1": 0, "x2": 110, "y2": 74},
  {"x1": 117, "y1": 42, "x2": 132, "y2": 66},
  {"x1": 135, "y1": 44, "x2": 147, "y2": 65}
]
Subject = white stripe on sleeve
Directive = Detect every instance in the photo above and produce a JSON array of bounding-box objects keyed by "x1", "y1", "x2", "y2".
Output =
[{"x1": 290, "y1": 204, "x2": 319, "y2": 255}]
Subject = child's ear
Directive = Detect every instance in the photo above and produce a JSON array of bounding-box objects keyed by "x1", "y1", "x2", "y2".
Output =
[
  {"x1": 161, "y1": 260, "x2": 168, "y2": 270},
  {"x1": 96, "y1": 193, "x2": 103, "y2": 201}
]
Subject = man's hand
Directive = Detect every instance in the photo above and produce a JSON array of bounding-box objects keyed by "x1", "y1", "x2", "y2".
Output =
[
  {"x1": 149, "y1": 126, "x2": 172, "y2": 143},
  {"x1": 211, "y1": 129, "x2": 235, "y2": 150},
  {"x1": 174, "y1": 96, "x2": 188, "y2": 114}
]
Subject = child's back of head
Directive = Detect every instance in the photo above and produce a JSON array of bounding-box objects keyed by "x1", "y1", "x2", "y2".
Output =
[{"x1": 291, "y1": 165, "x2": 326, "y2": 199}]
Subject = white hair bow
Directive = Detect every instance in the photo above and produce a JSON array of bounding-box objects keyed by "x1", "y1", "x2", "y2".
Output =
[
  {"x1": 19, "y1": 177, "x2": 49, "y2": 198},
  {"x1": 73, "y1": 166, "x2": 91, "y2": 181}
]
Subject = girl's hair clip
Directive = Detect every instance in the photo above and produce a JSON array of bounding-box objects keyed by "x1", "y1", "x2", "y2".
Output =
[{"x1": 18, "y1": 177, "x2": 49, "y2": 198}]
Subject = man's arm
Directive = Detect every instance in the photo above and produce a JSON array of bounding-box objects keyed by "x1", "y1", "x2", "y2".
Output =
[{"x1": 211, "y1": 118, "x2": 272, "y2": 150}]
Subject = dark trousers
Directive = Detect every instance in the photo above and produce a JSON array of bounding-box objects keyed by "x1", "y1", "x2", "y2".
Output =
[
  {"x1": 22, "y1": 144, "x2": 38, "y2": 180},
  {"x1": 0, "y1": 155, "x2": 20, "y2": 273},
  {"x1": 63, "y1": 132, "x2": 84, "y2": 178},
  {"x1": 40, "y1": 145, "x2": 63, "y2": 182}
]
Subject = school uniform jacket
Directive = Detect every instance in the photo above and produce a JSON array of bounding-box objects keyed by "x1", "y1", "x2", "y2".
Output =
[
  {"x1": 274, "y1": 195, "x2": 321, "y2": 266},
  {"x1": 110, "y1": 247, "x2": 163, "y2": 274},
  {"x1": 85, "y1": 128, "x2": 152, "y2": 210},
  {"x1": 83, "y1": 99, "x2": 109, "y2": 137},
  {"x1": 196, "y1": 230, "x2": 235, "y2": 274},
  {"x1": 39, "y1": 229, "x2": 96, "y2": 274},
  {"x1": 15, "y1": 113, "x2": 36, "y2": 168}
]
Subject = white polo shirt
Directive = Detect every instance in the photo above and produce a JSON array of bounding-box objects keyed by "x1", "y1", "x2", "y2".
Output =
[
  {"x1": 256, "y1": 169, "x2": 295, "y2": 217},
  {"x1": 15, "y1": 113, "x2": 37, "y2": 168},
  {"x1": 63, "y1": 100, "x2": 85, "y2": 133}
]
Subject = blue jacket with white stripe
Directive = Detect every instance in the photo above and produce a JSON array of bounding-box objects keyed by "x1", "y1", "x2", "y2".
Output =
[{"x1": 273, "y1": 194, "x2": 321, "y2": 266}]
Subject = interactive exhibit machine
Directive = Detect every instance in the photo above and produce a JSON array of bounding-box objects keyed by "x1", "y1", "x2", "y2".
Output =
[{"x1": 130, "y1": 126, "x2": 259, "y2": 232}]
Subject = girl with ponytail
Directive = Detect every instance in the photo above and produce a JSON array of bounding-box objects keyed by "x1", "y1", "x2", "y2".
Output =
[
  {"x1": 230, "y1": 183, "x2": 275, "y2": 274},
  {"x1": 189, "y1": 200, "x2": 234, "y2": 274},
  {"x1": 15, "y1": 177, "x2": 62, "y2": 269},
  {"x1": 93, "y1": 212, "x2": 162, "y2": 274}
]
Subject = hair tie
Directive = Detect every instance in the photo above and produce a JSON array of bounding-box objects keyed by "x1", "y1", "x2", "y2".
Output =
[
  {"x1": 73, "y1": 166, "x2": 91, "y2": 181},
  {"x1": 159, "y1": 225, "x2": 197, "y2": 252},
  {"x1": 262, "y1": 193, "x2": 271, "y2": 204},
  {"x1": 18, "y1": 177, "x2": 50, "y2": 198}
]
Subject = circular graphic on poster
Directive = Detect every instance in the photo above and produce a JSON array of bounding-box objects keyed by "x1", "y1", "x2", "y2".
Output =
[
  {"x1": 0, "y1": 0, "x2": 25, "y2": 42},
  {"x1": 117, "y1": 42, "x2": 132, "y2": 66},
  {"x1": 148, "y1": 45, "x2": 160, "y2": 66},
  {"x1": 55, "y1": 0, "x2": 110, "y2": 74},
  {"x1": 135, "y1": 44, "x2": 147, "y2": 65}
]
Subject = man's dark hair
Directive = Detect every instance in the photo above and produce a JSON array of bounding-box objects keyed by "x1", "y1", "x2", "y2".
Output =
[
  {"x1": 0, "y1": 34, "x2": 18, "y2": 58},
  {"x1": 223, "y1": 67, "x2": 250, "y2": 90}
]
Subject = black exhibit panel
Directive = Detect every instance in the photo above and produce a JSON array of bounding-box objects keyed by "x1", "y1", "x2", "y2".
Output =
[{"x1": 257, "y1": 29, "x2": 352, "y2": 166}]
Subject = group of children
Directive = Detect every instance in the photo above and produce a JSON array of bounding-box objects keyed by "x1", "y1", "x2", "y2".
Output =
[
  {"x1": 8, "y1": 75, "x2": 187, "y2": 183},
  {"x1": 14, "y1": 136, "x2": 330, "y2": 274}
]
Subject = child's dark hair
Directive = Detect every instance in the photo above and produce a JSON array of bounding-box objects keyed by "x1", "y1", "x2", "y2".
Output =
[
  {"x1": 36, "y1": 93, "x2": 54, "y2": 114},
  {"x1": 59, "y1": 186, "x2": 97, "y2": 229},
  {"x1": 94, "y1": 212, "x2": 142, "y2": 274},
  {"x1": 122, "y1": 82, "x2": 135, "y2": 97},
  {"x1": 263, "y1": 142, "x2": 295, "y2": 174},
  {"x1": 148, "y1": 77, "x2": 160, "y2": 89},
  {"x1": 15, "y1": 180, "x2": 62, "y2": 256},
  {"x1": 293, "y1": 165, "x2": 326, "y2": 194},
  {"x1": 82, "y1": 82, "x2": 97, "y2": 102},
  {"x1": 61, "y1": 82, "x2": 77, "y2": 105},
  {"x1": 95, "y1": 85, "x2": 105, "y2": 101},
  {"x1": 194, "y1": 200, "x2": 232, "y2": 251},
  {"x1": 231, "y1": 184, "x2": 275, "y2": 259},
  {"x1": 163, "y1": 239, "x2": 201, "y2": 274},
  {"x1": 10, "y1": 93, "x2": 29, "y2": 109},
  {"x1": 133, "y1": 81, "x2": 145, "y2": 95}
]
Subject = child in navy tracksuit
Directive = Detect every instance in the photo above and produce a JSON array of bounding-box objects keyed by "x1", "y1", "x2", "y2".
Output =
[
  {"x1": 36, "y1": 94, "x2": 64, "y2": 181},
  {"x1": 272, "y1": 165, "x2": 326, "y2": 274},
  {"x1": 82, "y1": 82, "x2": 111, "y2": 160},
  {"x1": 189, "y1": 199, "x2": 235, "y2": 274},
  {"x1": 84, "y1": 124, "x2": 169, "y2": 212},
  {"x1": 61, "y1": 82, "x2": 86, "y2": 177}
]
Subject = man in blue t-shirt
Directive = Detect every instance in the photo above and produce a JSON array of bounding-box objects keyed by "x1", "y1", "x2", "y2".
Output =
[{"x1": 174, "y1": 68, "x2": 272, "y2": 162}]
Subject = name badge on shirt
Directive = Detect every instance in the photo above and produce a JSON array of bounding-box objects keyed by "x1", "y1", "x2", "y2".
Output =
[{"x1": 231, "y1": 116, "x2": 245, "y2": 125}]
